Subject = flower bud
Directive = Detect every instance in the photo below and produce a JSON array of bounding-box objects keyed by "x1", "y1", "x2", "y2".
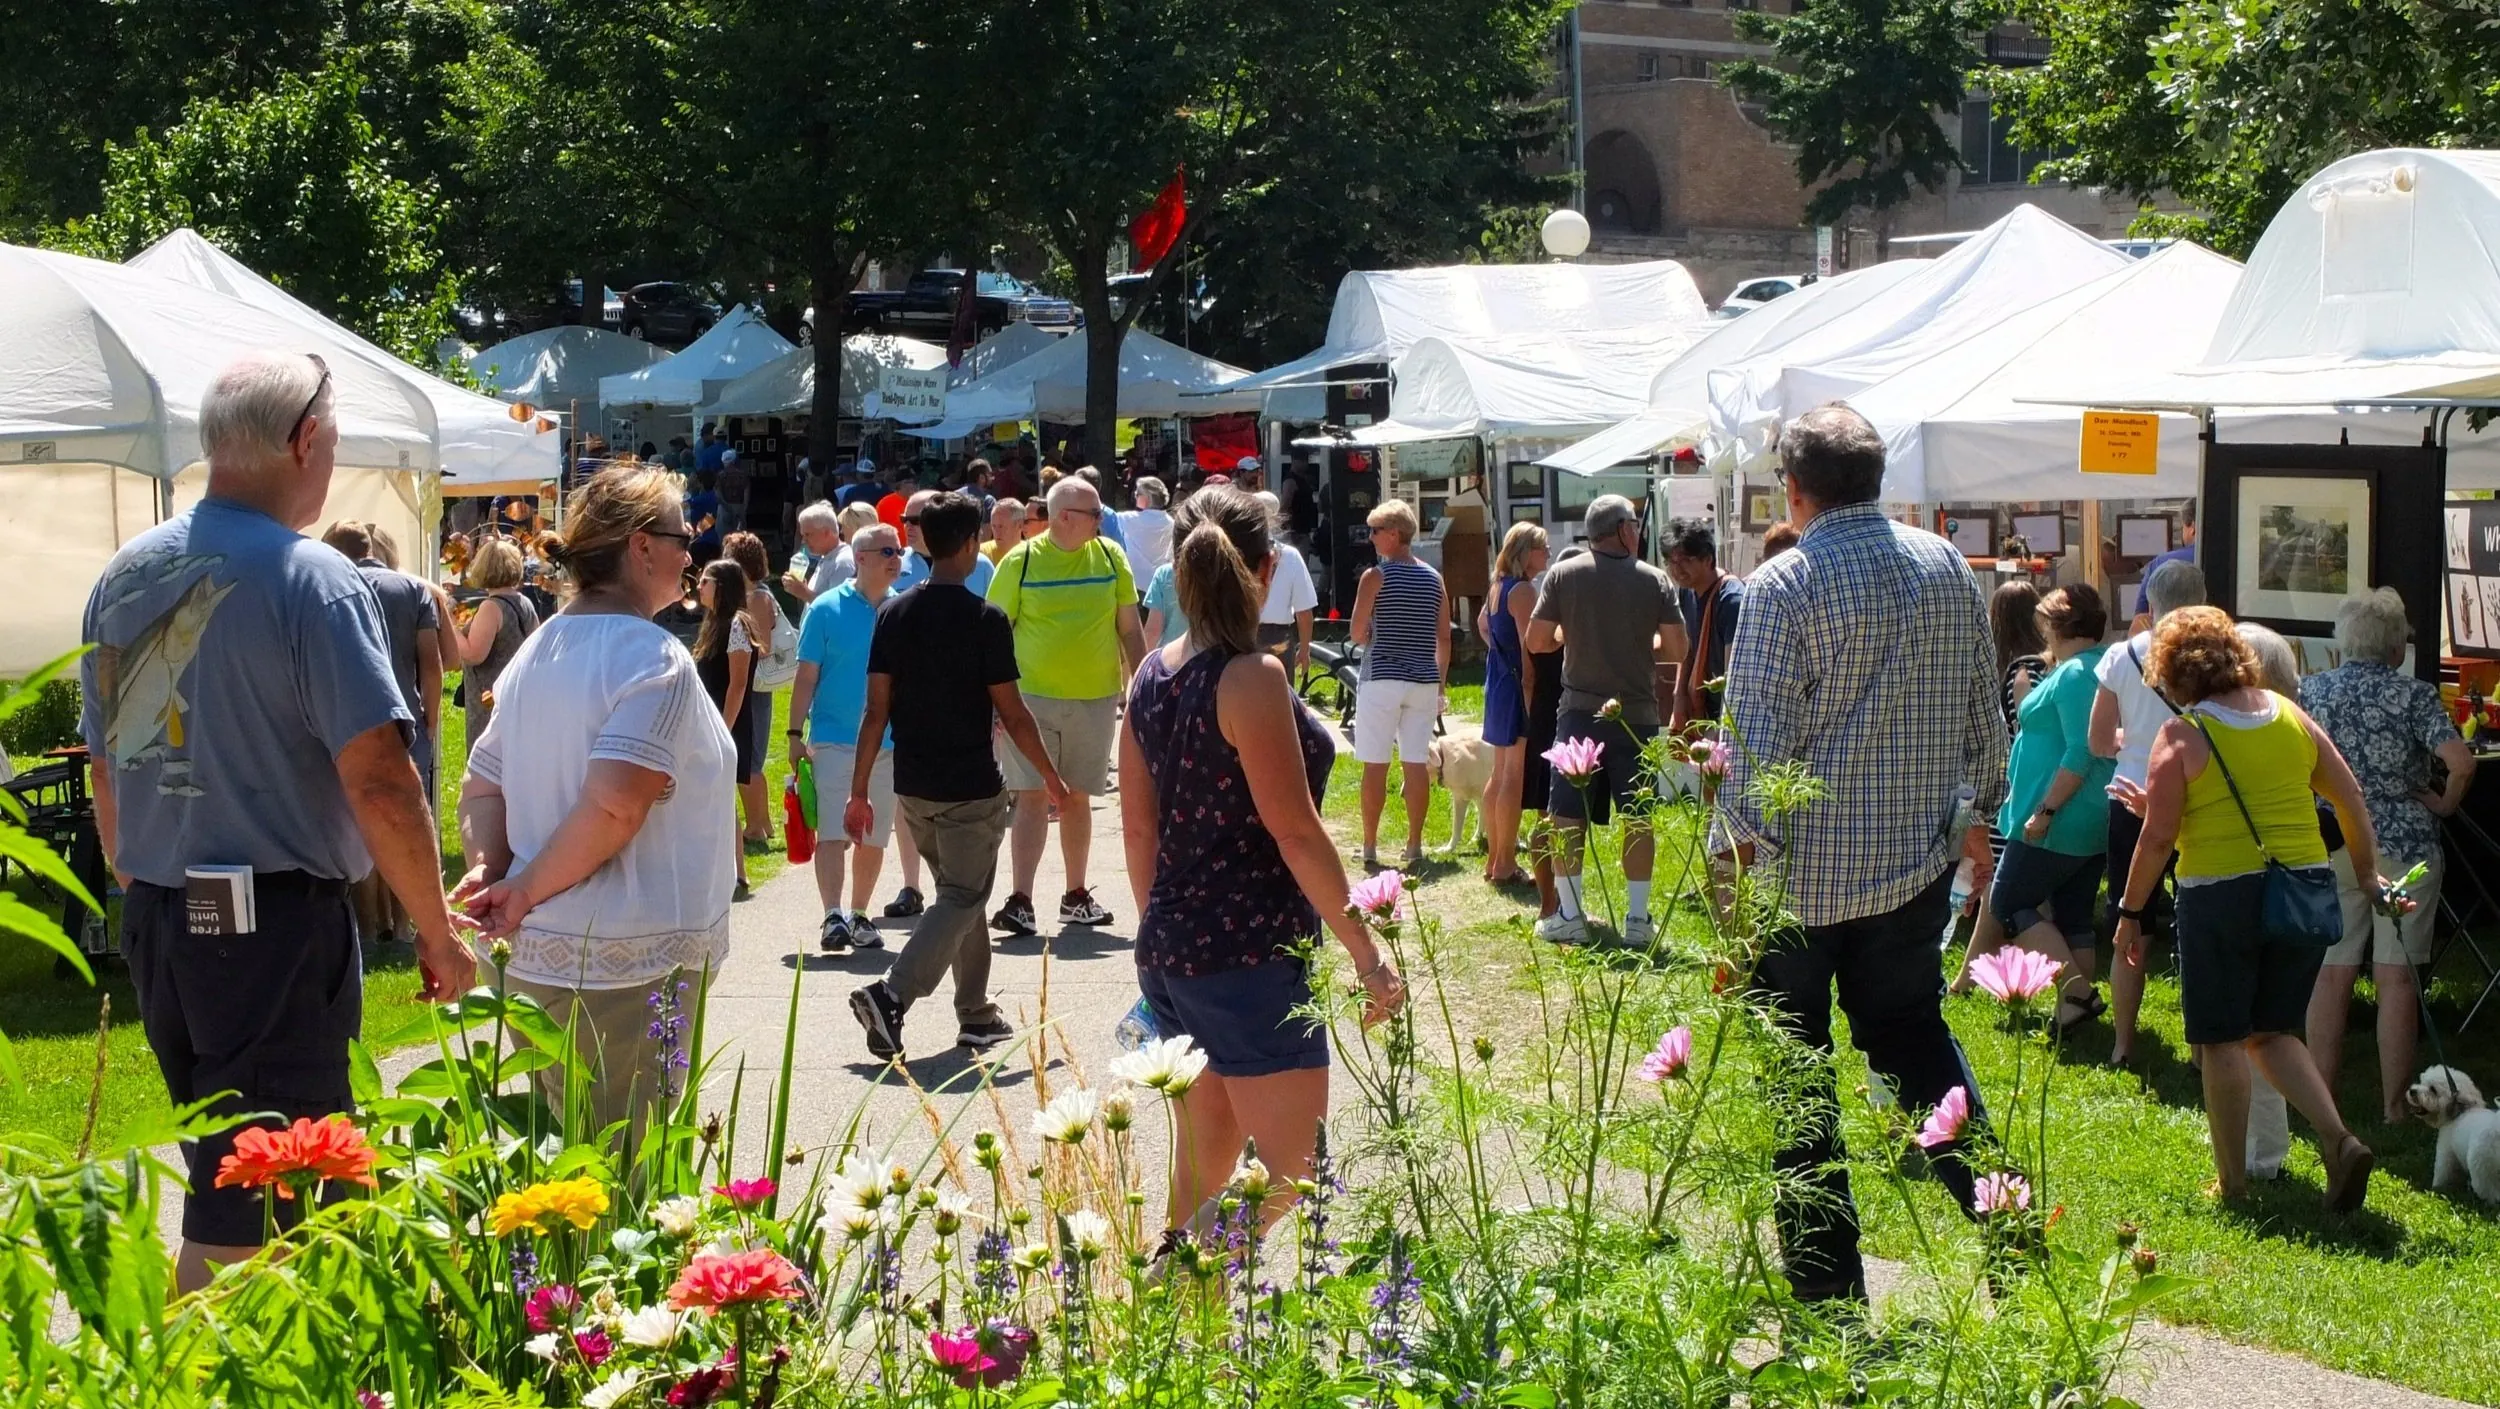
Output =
[
  {"x1": 1472, "y1": 1035, "x2": 1496, "y2": 1065},
  {"x1": 1007, "y1": 1207, "x2": 1032, "y2": 1229},
  {"x1": 2131, "y1": 1247, "x2": 2159, "y2": 1278},
  {"x1": 489, "y1": 937, "x2": 514, "y2": 968},
  {"x1": 2114, "y1": 1221, "x2": 2140, "y2": 1250}
]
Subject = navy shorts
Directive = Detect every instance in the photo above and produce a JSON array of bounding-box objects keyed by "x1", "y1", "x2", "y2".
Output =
[
  {"x1": 2174, "y1": 871, "x2": 2328, "y2": 1046},
  {"x1": 1989, "y1": 839, "x2": 2104, "y2": 949},
  {"x1": 1137, "y1": 958, "x2": 1329, "y2": 1078},
  {"x1": 124, "y1": 874, "x2": 363, "y2": 1245},
  {"x1": 1544, "y1": 710, "x2": 1658, "y2": 827}
]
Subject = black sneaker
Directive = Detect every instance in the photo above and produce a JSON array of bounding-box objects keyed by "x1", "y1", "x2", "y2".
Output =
[
  {"x1": 957, "y1": 1016, "x2": 1015, "y2": 1055},
  {"x1": 991, "y1": 892, "x2": 1037, "y2": 936},
  {"x1": 883, "y1": 887, "x2": 925, "y2": 919},
  {"x1": 847, "y1": 911, "x2": 886, "y2": 950},
  {"x1": 1059, "y1": 888, "x2": 1113, "y2": 927},
  {"x1": 849, "y1": 981, "x2": 904, "y2": 1060},
  {"x1": 818, "y1": 909, "x2": 854, "y2": 955}
]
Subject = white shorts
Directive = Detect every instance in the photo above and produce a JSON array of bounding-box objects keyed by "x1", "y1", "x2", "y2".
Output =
[
  {"x1": 2325, "y1": 849, "x2": 2441, "y2": 967},
  {"x1": 813, "y1": 743, "x2": 895, "y2": 849},
  {"x1": 1353, "y1": 678, "x2": 1439, "y2": 765}
]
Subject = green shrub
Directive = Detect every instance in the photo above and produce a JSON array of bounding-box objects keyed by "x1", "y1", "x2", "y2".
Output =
[{"x1": 0, "y1": 677, "x2": 82, "y2": 758}]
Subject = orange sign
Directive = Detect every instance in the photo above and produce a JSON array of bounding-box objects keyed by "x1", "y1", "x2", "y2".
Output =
[{"x1": 2079, "y1": 410, "x2": 2160, "y2": 475}]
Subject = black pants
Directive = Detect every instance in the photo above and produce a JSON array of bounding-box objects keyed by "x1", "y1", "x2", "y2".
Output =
[
  {"x1": 124, "y1": 874, "x2": 362, "y2": 1245},
  {"x1": 1755, "y1": 869, "x2": 1984, "y2": 1294}
]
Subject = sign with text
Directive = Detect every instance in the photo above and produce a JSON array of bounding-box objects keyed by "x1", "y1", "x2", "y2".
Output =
[
  {"x1": 1815, "y1": 225, "x2": 1834, "y2": 277},
  {"x1": 2445, "y1": 498, "x2": 2500, "y2": 659},
  {"x1": 2079, "y1": 410, "x2": 2160, "y2": 475},
  {"x1": 878, "y1": 367, "x2": 947, "y2": 422}
]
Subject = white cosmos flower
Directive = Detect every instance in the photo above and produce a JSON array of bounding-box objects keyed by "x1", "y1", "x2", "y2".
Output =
[
  {"x1": 828, "y1": 1153, "x2": 891, "y2": 1213},
  {"x1": 1062, "y1": 1209, "x2": 1112, "y2": 1257},
  {"x1": 650, "y1": 1195, "x2": 702, "y2": 1238},
  {"x1": 617, "y1": 1305, "x2": 687, "y2": 1350},
  {"x1": 523, "y1": 1332, "x2": 562, "y2": 1362},
  {"x1": 1010, "y1": 1242, "x2": 1053, "y2": 1272},
  {"x1": 582, "y1": 1371, "x2": 645, "y2": 1409},
  {"x1": 1032, "y1": 1088, "x2": 1100, "y2": 1145},
  {"x1": 837, "y1": 1201, "x2": 898, "y2": 1242},
  {"x1": 1100, "y1": 1087, "x2": 1136, "y2": 1132},
  {"x1": 1109, "y1": 1035, "x2": 1208, "y2": 1097},
  {"x1": 933, "y1": 1188, "x2": 975, "y2": 1235}
]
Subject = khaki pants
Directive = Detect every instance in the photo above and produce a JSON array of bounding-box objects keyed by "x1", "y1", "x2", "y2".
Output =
[
  {"x1": 503, "y1": 971, "x2": 701, "y2": 1137},
  {"x1": 885, "y1": 792, "x2": 1014, "y2": 1025}
]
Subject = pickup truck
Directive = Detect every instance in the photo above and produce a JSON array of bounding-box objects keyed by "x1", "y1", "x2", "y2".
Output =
[{"x1": 842, "y1": 269, "x2": 1077, "y2": 336}]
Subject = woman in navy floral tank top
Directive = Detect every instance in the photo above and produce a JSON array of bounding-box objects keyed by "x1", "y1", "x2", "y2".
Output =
[{"x1": 1120, "y1": 486, "x2": 1407, "y2": 1235}]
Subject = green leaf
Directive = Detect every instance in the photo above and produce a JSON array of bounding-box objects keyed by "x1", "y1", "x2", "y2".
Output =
[
  {"x1": 1492, "y1": 1386, "x2": 1560, "y2": 1408},
  {"x1": 0, "y1": 885, "x2": 96, "y2": 985},
  {"x1": 0, "y1": 646, "x2": 89, "y2": 728},
  {"x1": 0, "y1": 827, "x2": 103, "y2": 918},
  {"x1": 349, "y1": 1039, "x2": 383, "y2": 1106}
]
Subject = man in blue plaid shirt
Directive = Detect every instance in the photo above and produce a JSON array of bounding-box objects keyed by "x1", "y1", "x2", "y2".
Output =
[{"x1": 1720, "y1": 404, "x2": 2010, "y2": 1303}]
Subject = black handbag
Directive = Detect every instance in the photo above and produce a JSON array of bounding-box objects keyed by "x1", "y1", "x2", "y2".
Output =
[{"x1": 2187, "y1": 714, "x2": 2343, "y2": 947}]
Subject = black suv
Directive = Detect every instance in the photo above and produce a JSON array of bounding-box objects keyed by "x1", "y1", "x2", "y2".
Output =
[{"x1": 620, "y1": 282, "x2": 720, "y2": 344}]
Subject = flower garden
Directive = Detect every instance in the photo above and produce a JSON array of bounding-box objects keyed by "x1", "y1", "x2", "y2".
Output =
[{"x1": 0, "y1": 703, "x2": 2214, "y2": 1409}]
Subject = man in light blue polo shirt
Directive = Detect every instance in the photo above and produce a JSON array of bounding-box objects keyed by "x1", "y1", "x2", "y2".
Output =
[
  {"x1": 791, "y1": 520, "x2": 907, "y2": 953},
  {"x1": 895, "y1": 488, "x2": 997, "y2": 596}
]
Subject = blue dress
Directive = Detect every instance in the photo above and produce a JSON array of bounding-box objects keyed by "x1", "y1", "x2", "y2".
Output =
[{"x1": 1482, "y1": 575, "x2": 1527, "y2": 746}]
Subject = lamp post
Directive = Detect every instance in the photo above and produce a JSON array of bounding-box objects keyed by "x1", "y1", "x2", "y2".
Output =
[{"x1": 1540, "y1": 207, "x2": 1591, "y2": 261}]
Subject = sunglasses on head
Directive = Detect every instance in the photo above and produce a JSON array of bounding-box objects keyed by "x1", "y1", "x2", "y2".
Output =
[{"x1": 288, "y1": 353, "x2": 331, "y2": 447}]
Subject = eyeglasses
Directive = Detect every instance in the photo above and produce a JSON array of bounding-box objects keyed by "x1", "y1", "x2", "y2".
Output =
[
  {"x1": 867, "y1": 546, "x2": 904, "y2": 559},
  {"x1": 1062, "y1": 506, "x2": 1104, "y2": 519},
  {"x1": 287, "y1": 354, "x2": 331, "y2": 448}
]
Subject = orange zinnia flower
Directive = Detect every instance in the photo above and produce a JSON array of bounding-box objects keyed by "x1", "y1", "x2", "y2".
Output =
[
  {"x1": 667, "y1": 1249, "x2": 804, "y2": 1310},
  {"x1": 213, "y1": 1116, "x2": 378, "y2": 1201}
]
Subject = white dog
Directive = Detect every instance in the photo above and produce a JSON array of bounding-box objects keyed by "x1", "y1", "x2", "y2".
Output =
[
  {"x1": 1426, "y1": 732, "x2": 1496, "y2": 854},
  {"x1": 2406, "y1": 1065, "x2": 2500, "y2": 1204}
]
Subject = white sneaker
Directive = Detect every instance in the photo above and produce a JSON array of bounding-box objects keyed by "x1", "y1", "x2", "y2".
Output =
[
  {"x1": 1534, "y1": 913, "x2": 1588, "y2": 945},
  {"x1": 1620, "y1": 915, "x2": 1656, "y2": 950}
]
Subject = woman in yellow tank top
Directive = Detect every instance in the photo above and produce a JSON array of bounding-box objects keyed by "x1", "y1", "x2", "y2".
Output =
[{"x1": 2107, "y1": 607, "x2": 2390, "y2": 1208}]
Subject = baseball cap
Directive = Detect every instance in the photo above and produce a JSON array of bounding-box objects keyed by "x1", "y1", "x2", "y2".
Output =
[{"x1": 1236, "y1": 455, "x2": 1262, "y2": 473}]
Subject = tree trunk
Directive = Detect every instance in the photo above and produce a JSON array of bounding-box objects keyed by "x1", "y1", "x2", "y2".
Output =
[
  {"x1": 1074, "y1": 236, "x2": 1123, "y2": 478},
  {"x1": 808, "y1": 253, "x2": 854, "y2": 490}
]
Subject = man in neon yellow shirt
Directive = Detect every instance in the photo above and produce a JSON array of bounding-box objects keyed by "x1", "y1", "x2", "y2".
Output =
[{"x1": 986, "y1": 477, "x2": 1147, "y2": 934}]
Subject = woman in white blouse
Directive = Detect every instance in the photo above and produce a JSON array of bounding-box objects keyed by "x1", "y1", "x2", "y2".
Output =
[{"x1": 456, "y1": 466, "x2": 737, "y2": 1134}]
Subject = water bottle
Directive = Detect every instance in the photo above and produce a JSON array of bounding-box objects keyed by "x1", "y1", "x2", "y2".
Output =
[{"x1": 1113, "y1": 997, "x2": 1158, "y2": 1051}]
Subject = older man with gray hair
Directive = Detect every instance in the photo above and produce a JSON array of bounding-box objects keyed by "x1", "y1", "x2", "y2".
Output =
[
  {"x1": 785, "y1": 499, "x2": 847, "y2": 604},
  {"x1": 81, "y1": 351, "x2": 475, "y2": 1293}
]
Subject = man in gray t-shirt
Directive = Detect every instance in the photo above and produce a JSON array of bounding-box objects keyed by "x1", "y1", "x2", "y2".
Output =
[
  {"x1": 80, "y1": 352, "x2": 474, "y2": 1291},
  {"x1": 1525, "y1": 495, "x2": 1687, "y2": 949}
]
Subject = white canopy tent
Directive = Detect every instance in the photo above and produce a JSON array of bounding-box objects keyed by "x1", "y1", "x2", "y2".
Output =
[
  {"x1": 2059, "y1": 149, "x2": 2500, "y2": 407},
  {"x1": 697, "y1": 335, "x2": 950, "y2": 419},
  {"x1": 1238, "y1": 260, "x2": 1710, "y2": 422},
  {"x1": 1535, "y1": 259, "x2": 1933, "y2": 475},
  {"x1": 1320, "y1": 322, "x2": 1714, "y2": 446},
  {"x1": 129, "y1": 228, "x2": 561, "y2": 496},
  {"x1": 1706, "y1": 206, "x2": 2131, "y2": 465},
  {"x1": 904, "y1": 328, "x2": 1258, "y2": 440},
  {"x1": 0, "y1": 242, "x2": 441, "y2": 675},
  {"x1": 596, "y1": 305, "x2": 795, "y2": 408},
  {"x1": 469, "y1": 325, "x2": 671, "y2": 408},
  {"x1": 951, "y1": 321, "x2": 1068, "y2": 384}
]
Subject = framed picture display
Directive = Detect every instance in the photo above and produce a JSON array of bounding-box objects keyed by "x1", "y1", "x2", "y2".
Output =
[
  {"x1": 1506, "y1": 460, "x2": 1542, "y2": 502},
  {"x1": 2010, "y1": 512, "x2": 2065, "y2": 555},
  {"x1": 2203, "y1": 441, "x2": 2444, "y2": 678},
  {"x1": 1938, "y1": 507, "x2": 1998, "y2": 559},
  {"x1": 1742, "y1": 486, "x2": 1780, "y2": 531},
  {"x1": 2116, "y1": 513, "x2": 2173, "y2": 560},
  {"x1": 2449, "y1": 499, "x2": 2500, "y2": 659}
]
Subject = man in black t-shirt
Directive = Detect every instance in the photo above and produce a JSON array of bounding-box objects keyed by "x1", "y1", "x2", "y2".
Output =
[{"x1": 845, "y1": 492, "x2": 1066, "y2": 1060}]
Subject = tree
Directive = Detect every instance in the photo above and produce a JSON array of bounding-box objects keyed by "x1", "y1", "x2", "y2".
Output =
[
  {"x1": 54, "y1": 65, "x2": 460, "y2": 362},
  {"x1": 1720, "y1": 0, "x2": 1993, "y2": 245}
]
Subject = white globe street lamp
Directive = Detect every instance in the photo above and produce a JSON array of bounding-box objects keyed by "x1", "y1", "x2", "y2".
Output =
[{"x1": 1540, "y1": 207, "x2": 1591, "y2": 260}]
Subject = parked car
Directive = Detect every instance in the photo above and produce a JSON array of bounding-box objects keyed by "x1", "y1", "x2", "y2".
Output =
[
  {"x1": 464, "y1": 280, "x2": 624, "y2": 339},
  {"x1": 1713, "y1": 273, "x2": 1807, "y2": 319},
  {"x1": 843, "y1": 269, "x2": 1077, "y2": 336},
  {"x1": 620, "y1": 282, "x2": 720, "y2": 344}
]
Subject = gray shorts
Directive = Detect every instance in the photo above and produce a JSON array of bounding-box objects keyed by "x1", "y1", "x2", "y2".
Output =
[{"x1": 999, "y1": 694, "x2": 1117, "y2": 795}]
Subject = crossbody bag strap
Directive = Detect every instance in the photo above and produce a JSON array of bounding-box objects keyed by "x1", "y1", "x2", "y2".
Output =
[
  {"x1": 2131, "y1": 641, "x2": 2182, "y2": 718},
  {"x1": 2185, "y1": 713, "x2": 2274, "y2": 863}
]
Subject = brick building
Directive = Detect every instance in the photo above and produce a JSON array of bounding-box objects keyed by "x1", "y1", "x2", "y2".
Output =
[{"x1": 1565, "y1": 1, "x2": 2167, "y2": 299}]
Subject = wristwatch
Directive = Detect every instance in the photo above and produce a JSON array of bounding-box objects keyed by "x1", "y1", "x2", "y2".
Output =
[{"x1": 2114, "y1": 900, "x2": 2151, "y2": 923}]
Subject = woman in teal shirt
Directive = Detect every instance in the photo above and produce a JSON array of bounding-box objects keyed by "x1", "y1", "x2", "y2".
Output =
[{"x1": 1987, "y1": 584, "x2": 2116, "y2": 1028}]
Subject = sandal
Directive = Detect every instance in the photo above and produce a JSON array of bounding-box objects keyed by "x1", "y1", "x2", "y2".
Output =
[
  {"x1": 2323, "y1": 1134, "x2": 2374, "y2": 1214},
  {"x1": 2054, "y1": 990, "x2": 2108, "y2": 1034}
]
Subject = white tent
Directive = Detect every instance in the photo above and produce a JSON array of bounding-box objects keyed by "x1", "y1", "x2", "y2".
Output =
[
  {"x1": 1706, "y1": 206, "x2": 2131, "y2": 463},
  {"x1": 470, "y1": 324, "x2": 671, "y2": 408},
  {"x1": 952, "y1": 321, "x2": 1068, "y2": 384},
  {"x1": 904, "y1": 328, "x2": 1257, "y2": 439},
  {"x1": 0, "y1": 242, "x2": 440, "y2": 674},
  {"x1": 1328, "y1": 323, "x2": 1713, "y2": 445},
  {"x1": 1536, "y1": 259, "x2": 1933, "y2": 475},
  {"x1": 1237, "y1": 260, "x2": 1710, "y2": 422},
  {"x1": 597, "y1": 305, "x2": 795, "y2": 408},
  {"x1": 698, "y1": 335, "x2": 950, "y2": 419},
  {"x1": 128, "y1": 229, "x2": 561, "y2": 494},
  {"x1": 2063, "y1": 149, "x2": 2500, "y2": 406}
]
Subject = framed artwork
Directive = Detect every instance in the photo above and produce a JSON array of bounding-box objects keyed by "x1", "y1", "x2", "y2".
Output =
[
  {"x1": 1939, "y1": 508, "x2": 1998, "y2": 559},
  {"x1": 1742, "y1": 488, "x2": 1780, "y2": 531},
  {"x1": 2010, "y1": 512, "x2": 2065, "y2": 555},
  {"x1": 2117, "y1": 513, "x2": 2172, "y2": 559},
  {"x1": 2458, "y1": 573, "x2": 2492, "y2": 650},
  {"x1": 1509, "y1": 502, "x2": 1543, "y2": 525},
  {"x1": 2448, "y1": 505, "x2": 2474, "y2": 570},
  {"x1": 1506, "y1": 461, "x2": 1542, "y2": 501},
  {"x1": 2233, "y1": 474, "x2": 2372, "y2": 623}
]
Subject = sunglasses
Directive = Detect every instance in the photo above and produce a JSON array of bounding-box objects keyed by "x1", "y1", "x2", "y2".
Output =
[
  {"x1": 287, "y1": 353, "x2": 331, "y2": 447},
  {"x1": 1062, "y1": 505, "x2": 1104, "y2": 519},
  {"x1": 866, "y1": 545, "x2": 904, "y2": 559},
  {"x1": 643, "y1": 526, "x2": 693, "y2": 549},
  {"x1": 902, "y1": 515, "x2": 921, "y2": 525}
]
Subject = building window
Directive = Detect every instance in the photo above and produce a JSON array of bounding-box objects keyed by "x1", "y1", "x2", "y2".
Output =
[
  {"x1": 1958, "y1": 96, "x2": 2070, "y2": 186},
  {"x1": 1636, "y1": 52, "x2": 1661, "y2": 82},
  {"x1": 1726, "y1": 0, "x2": 1759, "y2": 10}
]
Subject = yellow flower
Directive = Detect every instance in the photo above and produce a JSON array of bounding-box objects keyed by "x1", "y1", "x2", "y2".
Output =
[{"x1": 490, "y1": 1178, "x2": 612, "y2": 1237}]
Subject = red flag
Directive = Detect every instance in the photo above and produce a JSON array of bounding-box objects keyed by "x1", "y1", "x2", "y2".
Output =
[{"x1": 1127, "y1": 168, "x2": 1187, "y2": 271}]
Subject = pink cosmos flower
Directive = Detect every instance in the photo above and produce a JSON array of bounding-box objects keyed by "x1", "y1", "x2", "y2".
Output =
[
  {"x1": 523, "y1": 1283, "x2": 579, "y2": 1333},
  {"x1": 711, "y1": 1177, "x2": 777, "y2": 1208},
  {"x1": 1972, "y1": 1171, "x2": 2032, "y2": 1217},
  {"x1": 573, "y1": 1329, "x2": 613, "y2": 1369},
  {"x1": 1968, "y1": 949, "x2": 2062, "y2": 1004},
  {"x1": 1636, "y1": 1026, "x2": 1694, "y2": 1082},
  {"x1": 1917, "y1": 1086, "x2": 1970, "y2": 1150},
  {"x1": 1544, "y1": 736, "x2": 1606, "y2": 782},
  {"x1": 1347, "y1": 872, "x2": 1412, "y2": 923},
  {"x1": 928, "y1": 1322, "x2": 1036, "y2": 1389}
]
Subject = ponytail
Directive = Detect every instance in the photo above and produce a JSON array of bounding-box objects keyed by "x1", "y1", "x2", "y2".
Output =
[{"x1": 1168, "y1": 485, "x2": 1273, "y2": 657}]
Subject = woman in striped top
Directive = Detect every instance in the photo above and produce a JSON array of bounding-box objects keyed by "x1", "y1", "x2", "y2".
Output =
[{"x1": 1350, "y1": 499, "x2": 1448, "y2": 871}]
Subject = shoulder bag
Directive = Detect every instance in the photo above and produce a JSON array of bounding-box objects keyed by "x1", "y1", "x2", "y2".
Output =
[
  {"x1": 753, "y1": 594, "x2": 802, "y2": 690},
  {"x1": 2186, "y1": 711, "x2": 2342, "y2": 946}
]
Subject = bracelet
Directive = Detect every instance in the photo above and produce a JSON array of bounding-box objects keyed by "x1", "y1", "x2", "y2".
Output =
[
  {"x1": 786, "y1": 729, "x2": 804, "y2": 737},
  {"x1": 1357, "y1": 960, "x2": 1396, "y2": 984},
  {"x1": 2114, "y1": 901, "x2": 2150, "y2": 923}
]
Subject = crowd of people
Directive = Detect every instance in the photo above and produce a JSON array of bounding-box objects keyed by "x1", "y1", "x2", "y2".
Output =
[{"x1": 77, "y1": 353, "x2": 2469, "y2": 1305}]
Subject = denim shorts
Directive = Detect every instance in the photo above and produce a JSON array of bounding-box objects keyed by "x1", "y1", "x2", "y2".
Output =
[
  {"x1": 1137, "y1": 959, "x2": 1329, "y2": 1078},
  {"x1": 2174, "y1": 870, "x2": 2330, "y2": 1045},
  {"x1": 1988, "y1": 839, "x2": 2104, "y2": 949}
]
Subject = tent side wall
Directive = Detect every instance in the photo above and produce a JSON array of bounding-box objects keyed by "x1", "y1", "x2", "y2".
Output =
[
  {"x1": 169, "y1": 463, "x2": 437, "y2": 586},
  {"x1": 0, "y1": 462, "x2": 163, "y2": 677}
]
